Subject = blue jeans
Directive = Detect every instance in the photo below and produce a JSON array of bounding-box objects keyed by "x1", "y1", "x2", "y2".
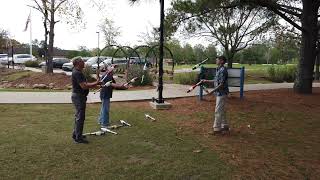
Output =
[{"x1": 99, "y1": 98, "x2": 110, "y2": 126}]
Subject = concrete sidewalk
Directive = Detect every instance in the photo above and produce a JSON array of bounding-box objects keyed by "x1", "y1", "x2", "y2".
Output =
[{"x1": 0, "y1": 83, "x2": 320, "y2": 104}]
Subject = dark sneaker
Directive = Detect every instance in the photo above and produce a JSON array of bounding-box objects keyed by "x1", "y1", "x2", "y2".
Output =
[
  {"x1": 222, "y1": 125, "x2": 230, "y2": 132},
  {"x1": 208, "y1": 130, "x2": 222, "y2": 135},
  {"x1": 74, "y1": 139, "x2": 89, "y2": 144},
  {"x1": 72, "y1": 134, "x2": 87, "y2": 140}
]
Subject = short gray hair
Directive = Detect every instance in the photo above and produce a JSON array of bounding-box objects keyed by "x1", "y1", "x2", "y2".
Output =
[{"x1": 72, "y1": 56, "x2": 83, "y2": 66}]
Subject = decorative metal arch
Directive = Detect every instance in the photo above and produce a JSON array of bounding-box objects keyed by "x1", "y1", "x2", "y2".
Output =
[
  {"x1": 121, "y1": 46, "x2": 142, "y2": 67},
  {"x1": 147, "y1": 44, "x2": 175, "y2": 74},
  {"x1": 100, "y1": 44, "x2": 127, "y2": 64},
  {"x1": 134, "y1": 45, "x2": 158, "y2": 68}
]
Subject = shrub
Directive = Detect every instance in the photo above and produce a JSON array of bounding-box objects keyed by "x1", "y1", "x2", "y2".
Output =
[
  {"x1": 127, "y1": 65, "x2": 153, "y2": 86},
  {"x1": 25, "y1": 60, "x2": 40, "y2": 67},
  {"x1": 174, "y1": 72, "x2": 199, "y2": 85},
  {"x1": 267, "y1": 65, "x2": 297, "y2": 83},
  {"x1": 83, "y1": 65, "x2": 96, "y2": 82}
]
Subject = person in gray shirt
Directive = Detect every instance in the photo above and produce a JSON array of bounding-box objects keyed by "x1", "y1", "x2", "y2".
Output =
[{"x1": 71, "y1": 57, "x2": 100, "y2": 144}]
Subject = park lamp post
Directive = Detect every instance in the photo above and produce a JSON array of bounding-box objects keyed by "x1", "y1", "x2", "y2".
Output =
[
  {"x1": 96, "y1": 31, "x2": 100, "y2": 70},
  {"x1": 129, "y1": 0, "x2": 171, "y2": 109},
  {"x1": 157, "y1": 0, "x2": 165, "y2": 103},
  {"x1": 150, "y1": 0, "x2": 172, "y2": 109}
]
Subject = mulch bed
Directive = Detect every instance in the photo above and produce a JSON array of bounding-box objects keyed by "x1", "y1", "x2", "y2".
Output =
[
  {"x1": 113, "y1": 88, "x2": 320, "y2": 179},
  {"x1": 12, "y1": 72, "x2": 72, "y2": 89},
  {"x1": 0, "y1": 68, "x2": 156, "y2": 90}
]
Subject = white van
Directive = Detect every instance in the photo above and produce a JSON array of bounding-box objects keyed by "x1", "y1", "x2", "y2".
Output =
[
  {"x1": 11, "y1": 54, "x2": 37, "y2": 64},
  {"x1": 0, "y1": 54, "x2": 9, "y2": 64}
]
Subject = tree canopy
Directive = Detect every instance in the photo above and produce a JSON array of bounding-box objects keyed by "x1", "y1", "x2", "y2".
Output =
[{"x1": 166, "y1": 0, "x2": 277, "y2": 67}]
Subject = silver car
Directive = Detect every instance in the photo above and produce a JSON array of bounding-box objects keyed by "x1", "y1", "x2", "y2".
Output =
[
  {"x1": 62, "y1": 56, "x2": 92, "y2": 71},
  {"x1": 91, "y1": 58, "x2": 113, "y2": 71}
]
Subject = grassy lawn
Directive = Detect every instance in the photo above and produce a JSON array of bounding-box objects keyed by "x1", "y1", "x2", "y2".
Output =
[
  {"x1": 0, "y1": 88, "x2": 71, "y2": 92},
  {"x1": 0, "y1": 104, "x2": 230, "y2": 179},
  {"x1": 172, "y1": 64, "x2": 274, "y2": 84},
  {"x1": 1, "y1": 88, "x2": 320, "y2": 179},
  {"x1": 1, "y1": 71, "x2": 33, "y2": 82},
  {"x1": 171, "y1": 63, "x2": 271, "y2": 70},
  {"x1": 163, "y1": 70, "x2": 273, "y2": 85}
]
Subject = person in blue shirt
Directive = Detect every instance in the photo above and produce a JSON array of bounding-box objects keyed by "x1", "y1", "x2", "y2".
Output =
[
  {"x1": 202, "y1": 56, "x2": 229, "y2": 134},
  {"x1": 98, "y1": 65, "x2": 128, "y2": 128}
]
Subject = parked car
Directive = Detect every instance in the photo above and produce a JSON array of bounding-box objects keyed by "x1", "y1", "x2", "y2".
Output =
[
  {"x1": 62, "y1": 62, "x2": 74, "y2": 71},
  {"x1": 0, "y1": 54, "x2": 8, "y2": 64},
  {"x1": 91, "y1": 57, "x2": 131, "y2": 71},
  {"x1": 39, "y1": 58, "x2": 70, "y2": 69},
  {"x1": 0, "y1": 54, "x2": 7, "y2": 59},
  {"x1": 91, "y1": 58, "x2": 113, "y2": 71},
  {"x1": 85, "y1": 56, "x2": 110, "y2": 67},
  {"x1": 10, "y1": 54, "x2": 37, "y2": 64},
  {"x1": 62, "y1": 56, "x2": 90, "y2": 71},
  {"x1": 129, "y1": 57, "x2": 143, "y2": 64}
]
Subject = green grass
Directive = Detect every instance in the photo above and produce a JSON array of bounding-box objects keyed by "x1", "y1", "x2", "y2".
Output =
[
  {"x1": 170, "y1": 64, "x2": 275, "y2": 84},
  {"x1": 1, "y1": 90, "x2": 320, "y2": 179},
  {"x1": 173, "y1": 72, "x2": 199, "y2": 85},
  {"x1": 172, "y1": 63, "x2": 291, "y2": 72},
  {"x1": 0, "y1": 104, "x2": 231, "y2": 179},
  {"x1": 1, "y1": 71, "x2": 33, "y2": 82},
  {"x1": 0, "y1": 88, "x2": 71, "y2": 92},
  {"x1": 162, "y1": 69, "x2": 273, "y2": 84}
]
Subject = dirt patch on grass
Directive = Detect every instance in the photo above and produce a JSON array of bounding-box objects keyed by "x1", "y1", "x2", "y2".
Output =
[
  {"x1": 10, "y1": 72, "x2": 72, "y2": 89},
  {"x1": 114, "y1": 88, "x2": 320, "y2": 179},
  {"x1": 0, "y1": 68, "x2": 73, "y2": 89},
  {"x1": 0, "y1": 67, "x2": 22, "y2": 77}
]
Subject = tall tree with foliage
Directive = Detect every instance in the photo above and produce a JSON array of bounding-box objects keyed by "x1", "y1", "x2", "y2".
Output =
[
  {"x1": 29, "y1": 0, "x2": 84, "y2": 73},
  {"x1": 208, "y1": 0, "x2": 319, "y2": 93},
  {"x1": 205, "y1": 44, "x2": 218, "y2": 63},
  {"x1": 273, "y1": 31, "x2": 300, "y2": 64},
  {"x1": 0, "y1": 29, "x2": 20, "y2": 54},
  {"x1": 166, "y1": 0, "x2": 277, "y2": 68},
  {"x1": 0, "y1": 29, "x2": 9, "y2": 52},
  {"x1": 99, "y1": 18, "x2": 121, "y2": 46}
]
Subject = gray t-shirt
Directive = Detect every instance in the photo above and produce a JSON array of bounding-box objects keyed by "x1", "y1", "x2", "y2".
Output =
[{"x1": 72, "y1": 69, "x2": 89, "y2": 96}]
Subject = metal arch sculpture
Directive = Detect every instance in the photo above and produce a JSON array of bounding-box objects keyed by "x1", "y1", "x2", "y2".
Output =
[
  {"x1": 134, "y1": 45, "x2": 158, "y2": 68},
  {"x1": 100, "y1": 44, "x2": 144, "y2": 80},
  {"x1": 148, "y1": 44, "x2": 175, "y2": 74},
  {"x1": 99, "y1": 44, "x2": 129, "y2": 77},
  {"x1": 112, "y1": 46, "x2": 141, "y2": 68},
  {"x1": 100, "y1": 44, "x2": 127, "y2": 64}
]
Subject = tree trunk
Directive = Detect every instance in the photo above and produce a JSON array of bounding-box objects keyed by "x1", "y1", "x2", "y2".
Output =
[
  {"x1": 46, "y1": 0, "x2": 55, "y2": 74},
  {"x1": 225, "y1": 49, "x2": 235, "y2": 68},
  {"x1": 315, "y1": 52, "x2": 320, "y2": 80},
  {"x1": 43, "y1": 8, "x2": 48, "y2": 72},
  {"x1": 294, "y1": 1, "x2": 318, "y2": 94}
]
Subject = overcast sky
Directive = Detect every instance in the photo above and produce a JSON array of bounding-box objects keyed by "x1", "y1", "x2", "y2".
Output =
[{"x1": 0, "y1": 0, "x2": 207, "y2": 50}]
